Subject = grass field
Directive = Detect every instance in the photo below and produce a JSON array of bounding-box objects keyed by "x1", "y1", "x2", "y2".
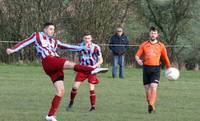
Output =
[{"x1": 0, "y1": 65, "x2": 200, "y2": 121}]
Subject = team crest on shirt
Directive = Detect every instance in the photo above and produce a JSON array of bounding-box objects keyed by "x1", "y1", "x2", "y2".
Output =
[{"x1": 41, "y1": 39, "x2": 48, "y2": 47}]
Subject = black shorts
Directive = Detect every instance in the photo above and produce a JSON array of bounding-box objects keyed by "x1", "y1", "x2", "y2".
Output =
[{"x1": 143, "y1": 65, "x2": 161, "y2": 85}]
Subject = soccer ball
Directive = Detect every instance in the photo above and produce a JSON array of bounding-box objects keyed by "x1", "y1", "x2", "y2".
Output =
[{"x1": 165, "y1": 67, "x2": 180, "y2": 81}]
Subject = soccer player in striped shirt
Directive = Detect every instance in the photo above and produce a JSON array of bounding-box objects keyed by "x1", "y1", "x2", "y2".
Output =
[
  {"x1": 6, "y1": 23, "x2": 107, "y2": 121},
  {"x1": 66, "y1": 32, "x2": 105, "y2": 112},
  {"x1": 135, "y1": 26, "x2": 171, "y2": 113}
]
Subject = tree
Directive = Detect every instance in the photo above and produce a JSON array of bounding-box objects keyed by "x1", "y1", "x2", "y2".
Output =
[
  {"x1": 134, "y1": 0, "x2": 198, "y2": 68},
  {"x1": 0, "y1": 0, "x2": 65, "y2": 63},
  {"x1": 62, "y1": 0, "x2": 133, "y2": 64}
]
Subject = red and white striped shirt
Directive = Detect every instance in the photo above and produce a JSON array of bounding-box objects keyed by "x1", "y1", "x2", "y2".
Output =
[
  {"x1": 79, "y1": 42, "x2": 102, "y2": 66},
  {"x1": 12, "y1": 32, "x2": 84, "y2": 59}
]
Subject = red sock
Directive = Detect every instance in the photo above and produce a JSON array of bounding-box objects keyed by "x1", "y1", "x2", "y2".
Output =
[
  {"x1": 48, "y1": 95, "x2": 62, "y2": 116},
  {"x1": 70, "y1": 88, "x2": 77, "y2": 102},
  {"x1": 90, "y1": 90, "x2": 96, "y2": 107},
  {"x1": 74, "y1": 64, "x2": 94, "y2": 74}
]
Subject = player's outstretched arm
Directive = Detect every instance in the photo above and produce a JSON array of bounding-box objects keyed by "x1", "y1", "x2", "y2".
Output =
[
  {"x1": 6, "y1": 32, "x2": 36, "y2": 55},
  {"x1": 6, "y1": 48, "x2": 15, "y2": 55},
  {"x1": 57, "y1": 40, "x2": 85, "y2": 51}
]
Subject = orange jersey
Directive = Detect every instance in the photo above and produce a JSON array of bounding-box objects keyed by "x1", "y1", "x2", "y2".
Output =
[{"x1": 135, "y1": 41, "x2": 171, "y2": 68}]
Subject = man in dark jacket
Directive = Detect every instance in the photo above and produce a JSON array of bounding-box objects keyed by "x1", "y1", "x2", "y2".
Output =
[{"x1": 109, "y1": 27, "x2": 128, "y2": 78}]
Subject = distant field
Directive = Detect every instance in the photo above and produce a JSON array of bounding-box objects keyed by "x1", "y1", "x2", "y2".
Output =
[{"x1": 0, "y1": 65, "x2": 200, "y2": 121}]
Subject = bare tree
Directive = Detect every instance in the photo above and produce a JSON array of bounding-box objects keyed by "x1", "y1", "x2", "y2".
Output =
[
  {"x1": 134, "y1": 0, "x2": 198, "y2": 68},
  {"x1": 62, "y1": 0, "x2": 133, "y2": 64},
  {"x1": 0, "y1": 0, "x2": 66, "y2": 63}
]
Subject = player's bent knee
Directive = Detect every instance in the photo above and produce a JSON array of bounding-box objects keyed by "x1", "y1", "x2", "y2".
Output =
[
  {"x1": 73, "y1": 86, "x2": 79, "y2": 90},
  {"x1": 151, "y1": 83, "x2": 158, "y2": 88},
  {"x1": 63, "y1": 61, "x2": 70, "y2": 68},
  {"x1": 89, "y1": 84, "x2": 95, "y2": 90},
  {"x1": 57, "y1": 89, "x2": 65, "y2": 97},
  {"x1": 64, "y1": 60, "x2": 75, "y2": 69},
  {"x1": 73, "y1": 82, "x2": 81, "y2": 89}
]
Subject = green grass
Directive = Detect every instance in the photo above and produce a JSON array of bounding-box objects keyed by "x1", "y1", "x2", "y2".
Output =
[{"x1": 0, "y1": 65, "x2": 200, "y2": 121}]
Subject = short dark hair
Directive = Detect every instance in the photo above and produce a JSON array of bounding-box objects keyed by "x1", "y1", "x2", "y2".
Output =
[
  {"x1": 43, "y1": 22, "x2": 54, "y2": 29},
  {"x1": 83, "y1": 31, "x2": 92, "y2": 36},
  {"x1": 150, "y1": 26, "x2": 159, "y2": 32}
]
